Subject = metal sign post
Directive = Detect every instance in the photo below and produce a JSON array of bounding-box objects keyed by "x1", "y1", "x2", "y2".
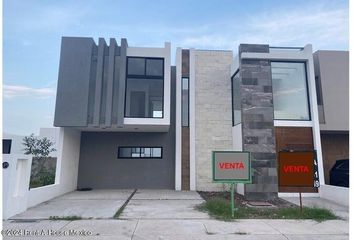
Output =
[
  {"x1": 212, "y1": 151, "x2": 252, "y2": 217},
  {"x1": 230, "y1": 183, "x2": 236, "y2": 217}
]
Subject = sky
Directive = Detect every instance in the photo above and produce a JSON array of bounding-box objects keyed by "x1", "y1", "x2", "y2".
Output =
[{"x1": 3, "y1": 0, "x2": 349, "y2": 136}]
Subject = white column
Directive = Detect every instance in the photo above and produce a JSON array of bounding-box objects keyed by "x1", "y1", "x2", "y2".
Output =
[
  {"x1": 189, "y1": 49, "x2": 196, "y2": 190},
  {"x1": 305, "y1": 44, "x2": 325, "y2": 186},
  {"x1": 175, "y1": 48, "x2": 182, "y2": 190}
]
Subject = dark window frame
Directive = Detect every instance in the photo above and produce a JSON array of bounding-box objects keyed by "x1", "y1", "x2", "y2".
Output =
[
  {"x1": 124, "y1": 57, "x2": 165, "y2": 119},
  {"x1": 315, "y1": 76, "x2": 324, "y2": 106},
  {"x1": 231, "y1": 69, "x2": 240, "y2": 126},
  {"x1": 2, "y1": 139, "x2": 12, "y2": 154},
  {"x1": 271, "y1": 61, "x2": 312, "y2": 121},
  {"x1": 117, "y1": 146, "x2": 163, "y2": 159},
  {"x1": 182, "y1": 77, "x2": 190, "y2": 127}
]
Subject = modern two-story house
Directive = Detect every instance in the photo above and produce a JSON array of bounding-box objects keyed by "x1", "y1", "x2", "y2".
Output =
[
  {"x1": 54, "y1": 37, "x2": 174, "y2": 189},
  {"x1": 313, "y1": 50, "x2": 349, "y2": 186},
  {"x1": 51, "y1": 37, "x2": 345, "y2": 201}
]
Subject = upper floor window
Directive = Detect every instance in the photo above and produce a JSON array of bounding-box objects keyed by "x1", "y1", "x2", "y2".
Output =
[
  {"x1": 125, "y1": 57, "x2": 164, "y2": 118},
  {"x1": 271, "y1": 62, "x2": 310, "y2": 121},
  {"x1": 182, "y1": 77, "x2": 189, "y2": 126}
]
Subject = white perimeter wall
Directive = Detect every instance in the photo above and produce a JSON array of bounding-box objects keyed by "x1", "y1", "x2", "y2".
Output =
[
  {"x1": 2, "y1": 128, "x2": 81, "y2": 219},
  {"x1": 232, "y1": 125, "x2": 244, "y2": 195},
  {"x1": 319, "y1": 184, "x2": 349, "y2": 207},
  {"x1": 2, "y1": 154, "x2": 32, "y2": 219},
  {"x1": 27, "y1": 128, "x2": 81, "y2": 208}
]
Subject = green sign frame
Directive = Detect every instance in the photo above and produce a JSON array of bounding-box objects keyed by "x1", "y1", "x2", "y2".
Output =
[
  {"x1": 212, "y1": 151, "x2": 252, "y2": 218},
  {"x1": 212, "y1": 151, "x2": 252, "y2": 183}
]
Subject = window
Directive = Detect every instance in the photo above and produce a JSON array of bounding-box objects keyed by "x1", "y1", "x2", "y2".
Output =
[
  {"x1": 182, "y1": 77, "x2": 189, "y2": 126},
  {"x1": 315, "y1": 76, "x2": 323, "y2": 105},
  {"x1": 125, "y1": 57, "x2": 164, "y2": 118},
  {"x1": 231, "y1": 71, "x2": 241, "y2": 126},
  {"x1": 315, "y1": 76, "x2": 325, "y2": 124},
  {"x1": 271, "y1": 62, "x2": 310, "y2": 120},
  {"x1": 146, "y1": 59, "x2": 164, "y2": 76},
  {"x1": 2, "y1": 139, "x2": 12, "y2": 154},
  {"x1": 118, "y1": 147, "x2": 163, "y2": 158},
  {"x1": 127, "y1": 58, "x2": 145, "y2": 75}
]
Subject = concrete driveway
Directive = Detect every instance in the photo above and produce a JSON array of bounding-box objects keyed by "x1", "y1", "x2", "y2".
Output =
[
  {"x1": 121, "y1": 189, "x2": 209, "y2": 219},
  {"x1": 11, "y1": 189, "x2": 134, "y2": 220},
  {"x1": 10, "y1": 189, "x2": 207, "y2": 220}
]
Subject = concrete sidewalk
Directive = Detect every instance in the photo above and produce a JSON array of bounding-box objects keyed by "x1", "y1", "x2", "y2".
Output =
[{"x1": 2, "y1": 219, "x2": 349, "y2": 239}]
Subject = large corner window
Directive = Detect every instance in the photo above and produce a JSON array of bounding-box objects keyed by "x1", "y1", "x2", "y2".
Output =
[
  {"x1": 271, "y1": 62, "x2": 310, "y2": 120},
  {"x1": 182, "y1": 77, "x2": 189, "y2": 126},
  {"x1": 231, "y1": 71, "x2": 241, "y2": 126},
  {"x1": 125, "y1": 57, "x2": 164, "y2": 118},
  {"x1": 118, "y1": 147, "x2": 162, "y2": 159}
]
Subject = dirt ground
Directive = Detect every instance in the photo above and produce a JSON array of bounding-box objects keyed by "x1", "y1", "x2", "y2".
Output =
[{"x1": 198, "y1": 191, "x2": 296, "y2": 208}]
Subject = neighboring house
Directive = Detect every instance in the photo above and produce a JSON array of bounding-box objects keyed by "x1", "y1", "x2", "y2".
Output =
[{"x1": 313, "y1": 50, "x2": 349, "y2": 185}]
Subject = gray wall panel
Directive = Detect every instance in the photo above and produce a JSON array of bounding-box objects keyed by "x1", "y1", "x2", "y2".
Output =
[
  {"x1": 314, "y1": 51, "x2": 349, "y2": 131},
  {"x1": 54, "y1": 37, "x2": 94, "y2": 127},
  {"x1": 105, "y1": 38, "x2": 117, "y2": 126},
  {"x1": 116, "y1": 39, "x2": 128, "y2": 127},
  {"x1": 87, "y1": 46, "x2": 98, "y2": 124},
  {"x1": 93, "y1": 38, "x2": 107, "y2": 126},
  {"x1": 111, "y1": 55, "x2": 121, "y2": 125}
]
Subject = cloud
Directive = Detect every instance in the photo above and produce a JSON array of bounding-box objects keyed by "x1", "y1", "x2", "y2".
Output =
[
  {"x1": 178, "y1": 4, "x2": 348, "y2": 51},
  {"x1": 180, "y1": 35, "x2": 233, "y2": 49},
  {"x1": 6, "y1": 2, "x2": 90, "y2": 34},
  {"x1": 3, "y1": 85, "x2": 55, "y2": 99},
  {"x1": 239, "y1": 7, "x2": 348, "y2": 48}
]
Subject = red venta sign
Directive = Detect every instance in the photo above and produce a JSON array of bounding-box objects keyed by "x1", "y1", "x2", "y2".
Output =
[{"x1": 278, "y1": 151, "x2": 319, "y2": 188}]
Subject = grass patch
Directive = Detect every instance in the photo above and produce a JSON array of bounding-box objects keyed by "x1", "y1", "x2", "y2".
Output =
[
  {"x1": 49, "y1": 215, "x2": 82, "y2": 221},
  {"x1": 113, "y1": 189, "x2": 137, "y2": 219},
  {"x1": 113, "y1": 205, "x2": 126, "y2": 219},
  {"x1": 196, "y1": 197, "x2": 338, "y2": 222}
]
